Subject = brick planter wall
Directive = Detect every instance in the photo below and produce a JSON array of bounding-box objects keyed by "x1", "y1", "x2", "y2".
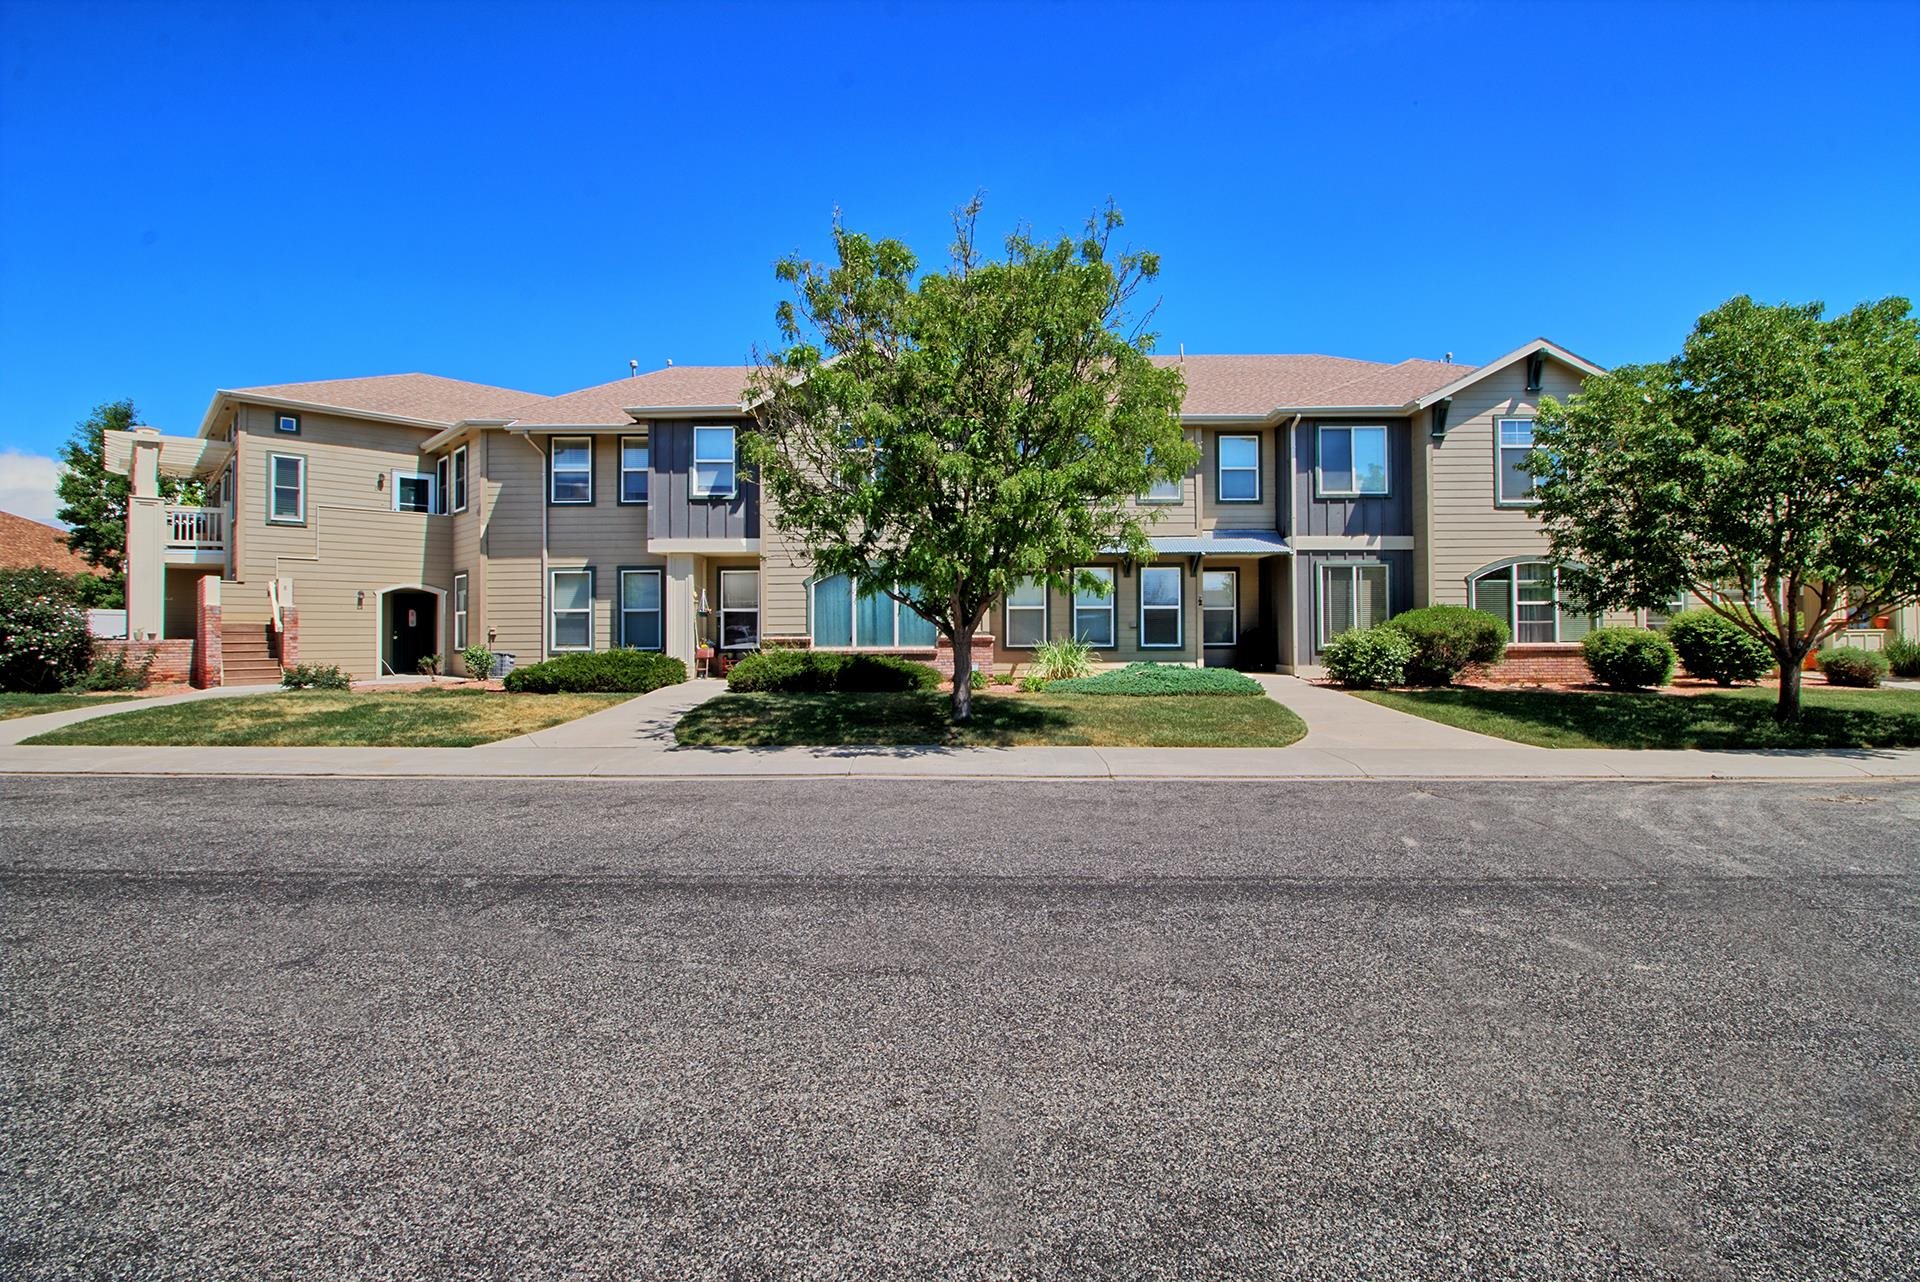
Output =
[
  {"x1": 1469, "y1": 642, "x2": 1592, "y2": 685},
  {"x1": 932, "y1": 634, "x2": 997, "y2": 679},
  {"x1": 192, "y1": 576, "x2": 222, "y2": 688},
  {"x1": 96, "y1": 638, "x2": 194, "y2": 685},
  {"x1": 277, "y1": 606, "x2": 299, "y2": 667}
]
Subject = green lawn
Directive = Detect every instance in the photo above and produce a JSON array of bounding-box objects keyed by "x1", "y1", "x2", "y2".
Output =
[
  {"x1": 1355, "y1": 685, "x2": 1920, "y2": 750},
  {"x1": 0, "y1": 692, "x2": 140, "y2": 721},
  {"x1": 674, "y1": 691, "x2": 1308, "y2": 748},
  {"x1": 24, "y1": 688, "x2": 630, "y2": 748}
]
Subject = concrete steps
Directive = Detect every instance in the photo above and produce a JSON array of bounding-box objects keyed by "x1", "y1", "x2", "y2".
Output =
[{"x1": 220, "y1": 620, "x2": 283, "y2": 685}]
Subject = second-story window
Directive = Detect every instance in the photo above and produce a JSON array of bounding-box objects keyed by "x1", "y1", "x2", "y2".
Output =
[
  {"x1": 550, "y1": 437, "x2": 592, "y2": 504},
  {"x1": 1497, "y1": 418, "x2": 1539, "y2": 505},
  {"x1": 434, "y1": 456, "x2": 450, "y2": 513},
  {"x1": 268, "y1": 454, "x2": 305, "y2": 524},
  {"x1": 392, "y1": 470, "x2": 435, "y2": 514},
  {"x1": 1216, "y1": 435, "x2": 1260, "y2": 502},
  {"x1": 451, "y1": 445, "x2": 469, "y2": 513},
  {"x1": 692, "y1": 426, "x2": 736, "y2": 498},
  {"x1": 1318, "y1": 425, "x2": 1388, "y2": 496},
  {"x1": 1140, "y1": 447, "x2": 1182, "y2": 502},
  {"x1": 620, "y1": 437, "x2": 649, "y2": 504}
]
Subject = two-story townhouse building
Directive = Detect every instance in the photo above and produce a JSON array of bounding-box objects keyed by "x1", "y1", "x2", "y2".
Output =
[{"x1": 110, "y1": 337, "x2": 1765, "y2": 688}]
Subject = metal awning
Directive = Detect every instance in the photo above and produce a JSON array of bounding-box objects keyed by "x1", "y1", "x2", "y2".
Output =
[{"x1": 1107, "y1": 530, "x2": 1292, "y2": 557}]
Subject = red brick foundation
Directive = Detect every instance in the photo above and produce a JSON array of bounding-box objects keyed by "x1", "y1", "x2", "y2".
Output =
[
  {"x1": 932, "y1": 634, "x2": 997, "y2": 679},
  {"x1": 1468, "y1": 643, "x2": 1592, "y2": 685},
  {"x1": 192, "y1": 576, "x2": 222, "y2": 688},
  {"x1": 95, "y1": 638, "x2": 194, "y2": 685},
  {"x1": 277, "y1": 605, "x2": 299, "y2": 667}
]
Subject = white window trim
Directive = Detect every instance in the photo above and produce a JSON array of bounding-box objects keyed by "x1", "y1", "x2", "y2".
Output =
[
  {"x1": 550, "y1": 436, "x2": 593, "y2": 505},
  {"x1": 267, "y1": 453, "x2": 305, "y2": 524},
  {"x1": 452, "y1": 573, "x2": 469, "y2": 651},
  {"x1": 692, "y1": 425, "x2": 738, "y2": 499},
  {"x1": 548, "y1": 567, "x2": 594, "y2": 652},
  {"x1": 275, "y1": 413, "x2": 300, "y2": 435},
  {"x1": 1469, "y1": 560, "x2": 1591, "y2": 642},
  {"x1": 1201, "y1": 568, "x2": 1239, "y2": 648},
  {"x1": 1003, "y1": 578, "x2": 1048, "y2": 649},
  {"x1": 1072, "y1": 567, "x2": 1117, "y2": 649},
  {"x1": 451, "y1": 445, "x2": 469, "y2": 513},
  {"x1": 1315, "y1": 424, "x2": 1390, "y2": 498},
  {"x1": 1138, "y1": 565, "x2": 1184, "y2": 649},
  {"x1": 392, "y1": 469, "x2": 436, "y2": 514},
  {"x1": 1496, "y1": 417, "x2": 1540, "y2": 507},
  {"x1": 619, "y1": 436, "x2": 649, "y2": 505},
  {"x1": 1317, "y1": 561, "x2": 1390, "y2": 647},
  {"x1": 1216, "y1": 433, "x2": 1261, "y2": 503},
  {"x1": 619, "y1": 568, "x2": 664, "y2": 651},
  {"x1": 718, "y1": 568, "x2": 759, "y2": 649}
]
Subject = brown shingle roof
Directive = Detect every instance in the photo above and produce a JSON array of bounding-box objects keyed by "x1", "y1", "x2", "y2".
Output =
[
  {"x1": 226, "y1": 374, "x2": 545, "y2": 425},
  {"x1": 1151, "y1": 354, "x2": 1474, "y2": 416},
  {"x1": 506, "y1": 366, "x2": 756, "y2": 426},
  {"x1": 0, "y1": 509, "x2": 97, "y2": 575}
]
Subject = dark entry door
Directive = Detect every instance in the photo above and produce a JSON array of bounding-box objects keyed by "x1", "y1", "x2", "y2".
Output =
[{"x1": 387, "y1": 590, "x2": 438, "y2": 676}]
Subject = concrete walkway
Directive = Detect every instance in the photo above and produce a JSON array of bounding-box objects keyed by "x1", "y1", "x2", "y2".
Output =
[{"x1": 0, "y1": 674, "x2": 1916, "y2": 781}]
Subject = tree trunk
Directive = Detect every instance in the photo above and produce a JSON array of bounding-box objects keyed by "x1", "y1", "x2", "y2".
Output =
[
  {"x1": 950, "y1": 621, "x2": 974, "y2": 721},
  {"x1": 1775, "y1": 649, "x2": 1804, "y2": 723}
]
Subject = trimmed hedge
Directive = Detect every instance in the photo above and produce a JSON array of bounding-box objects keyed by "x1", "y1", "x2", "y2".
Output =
[
  {"x1": 1045, "y1": 662, "x2": 1262, "y2": 697},
  {"x1": 1887, "y1": 638, "x2": 1920, "y2": 679},
  {"x1": 1818, "y1": 647, "x2": 1890, "y2": 688},
  {"x1": 1322, "y1": 627, "x2": 1413, "y2": 689},
  {"x1": 1381, "y1": 606, "x2": 1509, "y2": 686},
  {"x1": 1580, "y1": 627, "x2": 1676, "y2": 690},
  {"x1": 724, "y1": 649, "x2": 940, "y2": 694},
  {"x1": 1665, "y1": 609, "x2": 1774, "y2": 685},
  {"x1": 504, "y1": 649, "x2": 688, "y2": 694}
]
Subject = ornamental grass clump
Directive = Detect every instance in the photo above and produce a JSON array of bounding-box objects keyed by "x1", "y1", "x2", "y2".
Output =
[
  {"x1": 1321, "y1": 626, "x2": 1414, "y2": 689},
  {"x1": 1886, "y1": 638, "x2": 1920, "y2": 679},
  {"x1": 1029, "y1": 637, "x2": 1096, "y2": 681},
  {"x1": 1580, "y1": 627, "x2": 1677, "y2": 690}
]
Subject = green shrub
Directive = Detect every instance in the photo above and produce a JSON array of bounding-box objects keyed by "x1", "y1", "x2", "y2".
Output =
[
  {"x1": 281, "y1": 663, "x2": 351, "y2": 691},
  {"x1": 1030, "y1": 637, "x2": 1095, "y2": 681},
  {"x1": 416, "y1": 653, "x2": 443, "y2": 678},
  {"x1": 0, "y1": 567, "x2": 93, "y2": 693},
  {"x1": 1580, "y1": 627, "x2": 1677, "y2": 690},
  {"x1": 1818, "y1": 647, "x2": 1890, "y2": 688},
  {"x1": 1045, "y1": 662, "x2": 1262, "y2": 697},
  {"x1": 722, "y1": 649, "x2": 939, "y2": 694},
  {"x1": 459, "y1": 643, "x2": 496, "y2": 680},
  {"x1": 1017, "y1": 673, "x2": 1049, "y2": 692},
  {"x1": 505, "y1": 649, "x2": 688, "y2": 694},
  {"x1": 968, "y1": 669, "x2": 989, "y2": 691},
  {"x1": 1887, "y1": 638, "x2": 1920, "y2": 679},
  {"x1": 66, "y1": 649, "x2": 153, "y2": 692},
  {"x1": 1666, "y1": 609, "x2": 1774, "y2": 685},
  {"x1": 1321, "y1": 626, "x2": 1413, "y2": 689},
  {"x1": 1381, "y1": 606, "x2": 1509, "y2": 686}
]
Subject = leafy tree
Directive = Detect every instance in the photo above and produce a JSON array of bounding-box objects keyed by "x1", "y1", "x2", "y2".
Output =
[
  {"x1": 53, "y1": 398, "x2": 202, "y2": 583},
  {"x1": 746, "y1": 200, "x2": 1194, "y2": 719},
  {"x1": 1532, "y1": 296, "x2": 1920, "y2": 722}
]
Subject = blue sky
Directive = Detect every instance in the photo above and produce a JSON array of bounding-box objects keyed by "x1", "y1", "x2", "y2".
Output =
[{"x1": 2, "y1": 0, "x2": 1916, "y2": 521}]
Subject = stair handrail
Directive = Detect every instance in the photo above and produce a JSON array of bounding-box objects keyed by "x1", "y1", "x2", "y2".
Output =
[{"x1": 267, "y1": 578, "x2": 284, "y2": 634}]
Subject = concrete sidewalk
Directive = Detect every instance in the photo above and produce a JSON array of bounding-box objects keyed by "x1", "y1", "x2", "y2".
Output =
[
  {"x1": 0, "y1": 683, "x2": 286, "y2": 747},
  {"x1": 479, "y1": 678, "x2": 727, "y2": 748}
]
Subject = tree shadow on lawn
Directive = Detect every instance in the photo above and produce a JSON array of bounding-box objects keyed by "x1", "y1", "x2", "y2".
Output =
[
  {"x1": 1391, "y1": 686, "x2": 1920, "y2": 751},
  {"x1": 672, "y1": 692, "x2": 1076, "y2": 749}
]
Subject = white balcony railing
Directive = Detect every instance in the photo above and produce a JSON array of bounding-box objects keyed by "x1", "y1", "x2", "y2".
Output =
[{"x1": 165, "y1": 505, "x2": 225, "y2": 549}]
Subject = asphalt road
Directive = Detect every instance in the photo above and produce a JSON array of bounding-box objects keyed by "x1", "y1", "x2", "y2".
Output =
[{"x1": 3, "y1": 776, "x2": 1917, "y2": 1281}]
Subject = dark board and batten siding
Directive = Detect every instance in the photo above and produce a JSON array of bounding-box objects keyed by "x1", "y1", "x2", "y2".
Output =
[
  {"x1": 1294, "y1": 549, "x2": 1416, "y2": 659},
  {"x1": 646, "y1": 420, "x2": 760, "y2": 540},
  {"x1": 1290, "y1": 419, "x2": 1415, "y2": 538}
]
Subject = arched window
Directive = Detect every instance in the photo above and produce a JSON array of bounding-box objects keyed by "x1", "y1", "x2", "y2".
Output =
[
  {"x1": 1468, "y1": 560, "x2": 1595, "y2": 643},
  {"x1": 810, "y1": 575, "x2": 938, "y2": 648}
]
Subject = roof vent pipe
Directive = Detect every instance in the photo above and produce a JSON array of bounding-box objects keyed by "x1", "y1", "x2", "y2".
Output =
[
  {"x1": 630, "y1": 359, "x2": 639, "y2": 378},
  {"x1": 1444, "y1": 352, "x2": 1453, "y2": 364}
]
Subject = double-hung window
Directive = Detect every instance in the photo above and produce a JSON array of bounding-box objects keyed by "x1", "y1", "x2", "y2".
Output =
[
  {"x1": 809, "y1": 576, "x2": 938, "y2": 647},
  {"x1": 620, "y1": 568, "x2": 663, "y2": 650},
  {"x1": 1004, "y1": 578, "x2": 1047, "y2": 648},
  {"x1": 268, "y1": 454, "x2": 305, "y2": 524},
  {"x1": 392, "y1": 470, "x2": 435, "y2": 514},
  {"x1": 434, "y1": 457, "x2": 451, "y2": 513},
  {"x1": 1319, "y1": 563, "x2": 1389, "y2": 644},
  {"x1": 550, "y1": 437, "x2": 592, "y2": 504},
  {"x1": 549, "y1": 568, "x2": 594, "y2": 651},
  {"x1": 1140, "y1": 448, "x2": 1182, "y2": 503},
  {"x1": 692, "y1": 426, "x2": 736, "y2": 498},
  {"x1": 1072, "y1": 568, "x2": 1115, "y2": 648},
  {"x1": 1216, "y1": 435, "x2": 1260, "y2": 502},
  {"x1": 1201, "y1": 569, "x2": 1238, "y2": 646},
  {"x1": 718, "y1": 569, "x2": 759, "y2": 649},
  {"x1": 1317, "y1": 425, "x2": 1388, "y2": 496},
  {"x1": 1139, "y1": 566, "x2": 1183, "y2": 647},
  {"x1": 620, "y1": 437, "x2": 649, "y2": 504},
  {"x1": 1497, "y1": 418, "x2": 1539, "y2": 504},
  {"x1": 451, "y1": 445, "x2": 469, "y2": 513},
  {"x1": 452, "y1": 573, "x2": 469, "y2": 650},
  {"x1": 1469, "y1": 560, "x2": 1593, "y2": 642}
]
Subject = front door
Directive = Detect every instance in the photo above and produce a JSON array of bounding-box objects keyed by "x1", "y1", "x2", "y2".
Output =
[{"x1": 387, "y1": 590, "x2": 438, "y2": 676}]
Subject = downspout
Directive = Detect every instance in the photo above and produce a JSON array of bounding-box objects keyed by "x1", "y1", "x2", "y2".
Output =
[{"x1": 519, "y1": 432, "x2": 549, "y2": 662}]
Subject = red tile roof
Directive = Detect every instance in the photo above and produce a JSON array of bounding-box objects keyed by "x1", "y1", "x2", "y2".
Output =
[{"x1": 0, "y1": 509, "x2": 96, "y2": 575}]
